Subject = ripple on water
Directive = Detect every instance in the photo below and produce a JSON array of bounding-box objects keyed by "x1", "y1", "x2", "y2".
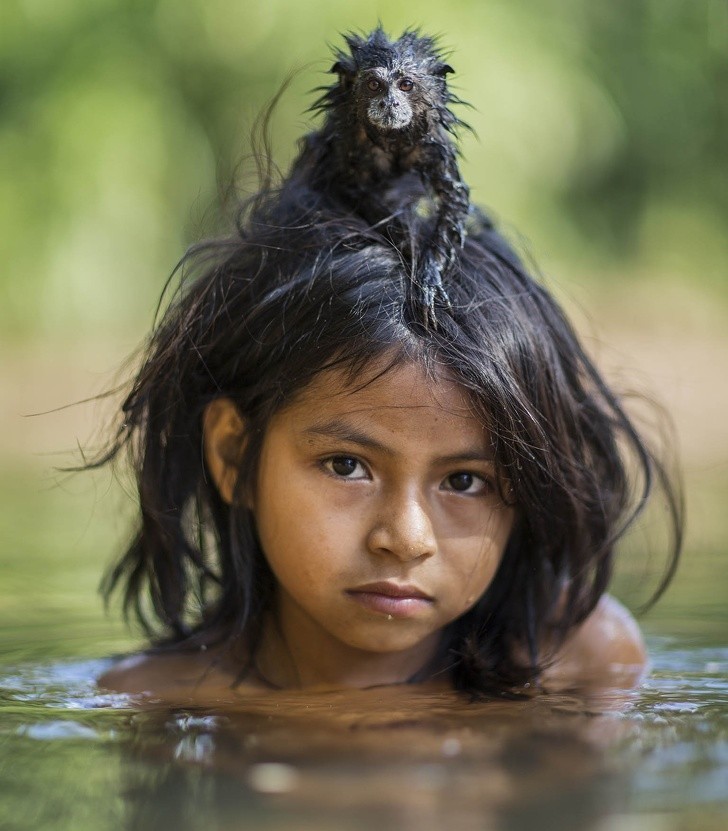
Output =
[{"x1": 0, "y1": 637, "x2": 726, "y2": 830}]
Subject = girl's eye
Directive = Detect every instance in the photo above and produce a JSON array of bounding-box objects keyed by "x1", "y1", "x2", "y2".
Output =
[
  {"x1": 367, "y1": 79, "x2": 381, "y2": 92},
  {"x1": 398, "y1": 78, "x2": 414, "y2": 92},
  {"x1": 325, "y1": 456, "x2": 367, "y2": 479},
  {"x1": 443, "y1": 472, "x2": 490, "y2": 495}
]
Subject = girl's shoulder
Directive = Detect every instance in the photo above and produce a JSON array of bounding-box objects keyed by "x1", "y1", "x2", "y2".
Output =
[
  {"x1": 542, "y1": 594, "x2": 648, "y2": 691},
  {"x1": 97, "y1": 595, "x2": 648, "y2": 700},
  {"x1": 97, "y1": 646, "x2": 265, "y2": 703}
]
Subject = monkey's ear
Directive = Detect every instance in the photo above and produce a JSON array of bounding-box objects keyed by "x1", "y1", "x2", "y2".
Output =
[
  {"x1": 330, "y1": 61, "x2": 355, "y2": 91},
  {"x1": 437, "y1": 64, "x2": 455, "y2": 76},
  {"x1": 203, "y1": 398, "x2": 247, "y2": 505}
]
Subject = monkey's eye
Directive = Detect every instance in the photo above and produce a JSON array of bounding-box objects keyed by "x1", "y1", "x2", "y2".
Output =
[
  {"x1": 398, "y1": 78, "x2": 414, "y2": 92},
  {"x1": 367, "y1": 78, "x2": 381, "y2": 92}
]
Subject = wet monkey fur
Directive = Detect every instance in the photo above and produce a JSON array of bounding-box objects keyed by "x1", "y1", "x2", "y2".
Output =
[{"x1": 289, "y1": 28, "x2": 475, "y2": 323}]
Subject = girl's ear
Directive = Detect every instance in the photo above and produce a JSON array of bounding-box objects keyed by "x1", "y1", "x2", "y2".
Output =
[{"x1": 203, "y1": 398, "x2": 247, "y2": 505}]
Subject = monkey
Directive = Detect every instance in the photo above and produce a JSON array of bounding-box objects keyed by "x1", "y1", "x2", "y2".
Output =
[{"x1": 288, "y1": 27, "x2": 472, "y2": 323}]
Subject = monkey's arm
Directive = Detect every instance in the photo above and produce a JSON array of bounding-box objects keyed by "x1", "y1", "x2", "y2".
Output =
[{"x1": 415, "y1": 137, "x2": 470, "y2": 317}]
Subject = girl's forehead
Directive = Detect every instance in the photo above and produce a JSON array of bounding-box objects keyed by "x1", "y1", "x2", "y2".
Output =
[{"x1": 291, "y1": 359, "x2": 478, "y2": 423}]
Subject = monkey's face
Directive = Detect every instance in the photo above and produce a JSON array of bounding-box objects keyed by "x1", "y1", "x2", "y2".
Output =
[{"x1": 355, "y1": 69, "x2": 432, "y2": 134}]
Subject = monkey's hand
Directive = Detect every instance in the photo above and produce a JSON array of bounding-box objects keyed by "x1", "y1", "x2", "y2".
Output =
[{"x1": 417, "y1": 250, "x2": 452, "y2": 326}]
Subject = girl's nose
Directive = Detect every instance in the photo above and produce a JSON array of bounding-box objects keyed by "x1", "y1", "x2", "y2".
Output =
[{"x1": 366, "y1": 490, "x2": 437, "y2": 562}]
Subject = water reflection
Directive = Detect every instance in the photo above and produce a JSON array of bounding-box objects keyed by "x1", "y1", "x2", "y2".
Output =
[
  {"x1": 1, "y1": 641, "x2": 726, "y2": 831},
  {"x1": 112, "y1": 688, "x2": 633, "y2": 831}
]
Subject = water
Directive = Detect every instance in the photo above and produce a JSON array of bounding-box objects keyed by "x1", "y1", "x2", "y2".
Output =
[
  {"x1": 1, "y1": 468, "x2": 726, "y2": 829},
  {"x1": 0, "y1": 633, "x2": 726, "y2": 831}
]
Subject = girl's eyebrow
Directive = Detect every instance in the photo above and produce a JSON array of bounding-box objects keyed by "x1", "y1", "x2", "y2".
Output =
[
  {"x1": 302, "y1": 419, "x2": 495, "y2": 463},
  {"x1": 436, "y1": 450, "x2": 496, "y2": 465},
  {"x1": 303, "y1": 420, "x2": 394, "y2": 455}
]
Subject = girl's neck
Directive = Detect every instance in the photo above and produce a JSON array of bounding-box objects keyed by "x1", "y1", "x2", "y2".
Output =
[{"x1": 253, "y1": 611, "x2": 447, "y2": 691}]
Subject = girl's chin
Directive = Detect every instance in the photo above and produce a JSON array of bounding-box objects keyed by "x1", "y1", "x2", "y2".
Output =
[{"x1": 332, "y1": 624, "x2": 442, "y2": 661}]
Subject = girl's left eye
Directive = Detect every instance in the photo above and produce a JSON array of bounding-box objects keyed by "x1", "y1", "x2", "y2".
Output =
[
  {"x1": 442, "y1": 472, "x2": 490, "y2": 495},
  {"x1": 324, "y1": 456, "x2": 368, "y2": 479}
]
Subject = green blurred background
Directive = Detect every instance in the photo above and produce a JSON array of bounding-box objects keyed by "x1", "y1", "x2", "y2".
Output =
[{"x1": 1, "y1": 0, "x2": 726, "y2": 658}]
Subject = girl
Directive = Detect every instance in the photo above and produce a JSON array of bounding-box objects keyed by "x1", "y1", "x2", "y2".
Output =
[{"x1": 96, "y1": 36, "x2": 681, "y2": 701}]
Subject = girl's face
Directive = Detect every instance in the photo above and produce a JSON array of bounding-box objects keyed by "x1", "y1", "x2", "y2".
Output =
[{"x1": 252, "y1": 359, "x2": 515, "y2": 685}]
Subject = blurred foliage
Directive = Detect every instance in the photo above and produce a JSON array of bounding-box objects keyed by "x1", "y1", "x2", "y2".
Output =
[{"x1": 0, "y1": 0, "x2": 726, "y2": 339}]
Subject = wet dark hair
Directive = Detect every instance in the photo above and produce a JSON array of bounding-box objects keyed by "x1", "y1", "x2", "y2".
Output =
[{"x1": 94, "y1": 157, "x2": 682, "y2": 696}]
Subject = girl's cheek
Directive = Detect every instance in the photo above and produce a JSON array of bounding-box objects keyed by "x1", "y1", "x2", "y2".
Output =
[{"x1": 441, "y1": 501, "x2": 515, "y2": 544}]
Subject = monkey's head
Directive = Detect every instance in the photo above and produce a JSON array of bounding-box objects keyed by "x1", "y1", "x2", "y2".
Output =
[{"x1": 323, "y1": 28, "x2": 459, "y2": 140}]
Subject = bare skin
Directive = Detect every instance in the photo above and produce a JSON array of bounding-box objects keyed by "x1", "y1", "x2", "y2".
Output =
[
  {"x1": 98, "y1": 594, "x2": 647, "y2": 703},
  {"x1": 98, "y1": 362, "x2": 648, "y2": 703}
]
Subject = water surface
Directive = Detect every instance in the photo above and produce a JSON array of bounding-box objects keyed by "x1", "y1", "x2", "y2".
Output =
[
  {"x1": 1, "y1": 468, "x2": 726, "y2": 830},
  {"x1": 0, "y1": 632, "x2": 726, "y2": 831}
]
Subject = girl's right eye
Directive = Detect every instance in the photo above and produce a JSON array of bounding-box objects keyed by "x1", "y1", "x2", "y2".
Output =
[{"x1": 323, "y1": 455, "x2": 368, "y2": 479}]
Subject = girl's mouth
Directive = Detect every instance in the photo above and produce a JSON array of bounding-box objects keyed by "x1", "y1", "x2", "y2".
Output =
[{"x1": 346, "y1": 582, "x2": 434, "y2": 618}]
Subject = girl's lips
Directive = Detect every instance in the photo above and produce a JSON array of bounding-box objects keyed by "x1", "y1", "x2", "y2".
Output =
[{"x1": 346, "y1": 582, "x2": 434, "y2": 618}]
